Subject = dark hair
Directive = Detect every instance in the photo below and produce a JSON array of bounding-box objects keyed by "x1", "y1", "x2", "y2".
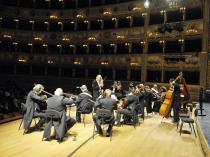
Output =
[{"x1": 169, "y1": 78, "x2": 174, "y2": 83}]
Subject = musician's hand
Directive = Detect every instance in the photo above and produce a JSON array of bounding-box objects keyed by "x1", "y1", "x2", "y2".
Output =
[
  {"x1": 43, "y1": 95, "x2": 47, "y2": 100},
  {"x1": 70, "y1": 96, "x2": 76, "y2": 101}
]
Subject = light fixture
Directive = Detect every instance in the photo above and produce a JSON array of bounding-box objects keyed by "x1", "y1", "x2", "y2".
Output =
[
  {"x1": 49, "y1": 15, "x2": 58, "y2": 19},
  {"x1": 62, "y1": 38, "x2": 70, "y2": 41},
  {"x1": 47, "y1": 60, "x2": 54, "y2": 64},
  {"x1": 88, "y1": 37, "x2": 96, "y2": 41},
  {"x1": 144, "y1": 0, "x2": 150, "y2": 9},
  {"x1": 18, "y1": 59, "x2": 27, "y2": 63},
  {"x1": 74, "y1": 61, "x2": 81, "y2": 65}
]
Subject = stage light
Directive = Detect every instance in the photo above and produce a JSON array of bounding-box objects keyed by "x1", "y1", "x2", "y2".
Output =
[{"x1": 144, "y1": 0, "x2": 150, "y2": 9}]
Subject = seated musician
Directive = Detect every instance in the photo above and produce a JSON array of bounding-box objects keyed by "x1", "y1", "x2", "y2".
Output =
[
  {"x1": 115, "y1": 90, "x2": 139, "y2": 126},
  {"x1": 23, "y1": 84, "x2": 47, "y2": 133},
  {"x1": 44, "y1": 88, "x2": 76, "y2": 142},
  {"x1": 117, "y1": 81, "x2": 125, "y2": 99},
  {"x1": 143, "y1": 86, "x2": 154, "y2": 114},
  {"x1": 75, "y1": 85, "x2": 93, "y2": 123},
  {"x1": 93, "y1": 89, "x2": 118, "y2": 137}
]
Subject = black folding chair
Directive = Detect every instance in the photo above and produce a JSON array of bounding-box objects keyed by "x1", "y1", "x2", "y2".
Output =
[
  {"x1": 18, "y1": 103, "x2": 27, "y2": 130},
  {"x1": 42, "y1": 110, "x2": 62, "y2": 142},
  {"x1": 77, "y1": 100, "x2": 94, "y2": 127},
  {"x1": 93, "y1": 109, "x2": 113, "y2": 141}
]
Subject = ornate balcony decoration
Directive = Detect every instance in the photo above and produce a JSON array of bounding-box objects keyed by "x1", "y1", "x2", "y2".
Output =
[
  {"x1": 185, "y1": 55, "x2": 199, "y2": 64},
  {"x1": 130, "y1": 57, "x2": 141, "y2": 67},
  {"x1": 147, "y1": 56, "x2": 161, "y2": 64},
  {"x1": 166, "y1": 0, "x2": 181, "y2": 8}
]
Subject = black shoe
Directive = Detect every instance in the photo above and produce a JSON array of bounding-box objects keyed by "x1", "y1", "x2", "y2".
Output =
[
  {"x1": 106, "y1": 133, "x2": 110, "y2": 137},
  {"x1": 44, "y1": 138, "x2": 51, "y2": 141},
  {"x1": 57, "y1": 138, "x2": 63, "y2": 143},
  {"x1": 76, "y1": 120, "x2": 81, "y2": 123},
  {"x1": 98, "y1": 129, "x2": 103, "y2": 135}
]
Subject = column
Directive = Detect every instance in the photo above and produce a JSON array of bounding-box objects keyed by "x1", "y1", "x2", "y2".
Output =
[
  {"x1": 129, "y1": 16, "x2": 133, "y2": 27},
  {"x1": 29, "y1": 65, "x2": 32, "y2": 75},
  {"x1": 75, "y1": 0, "x2": 78, "y2": 8},
  {"x1": 141, "y1": 10, "x2": 150, "y2": 83},
  {"x1": 58, "y1": 67, "x2": 62, "y2": 76},
  {"x1": 114, "y1": 18, "x2": 118, "y2": 28},
  {"x1": 201, "y1": 0, "x2": 209, "y2": 87},
  {"x1": 112, "y1": 69, "x2": 116, "y2": 80},
  {"x1": 101, "y1": 19, "x2": 104, "y2": 30},
  {"x1": 14, "y1": 19, "x2": 19, "y2": 29},
  {"x1": 72, "y1": 68, "x2": 75, "y2": 77},
  {"x1": 88, "y1": 0, "x2": 91, "y2": 7},
  {"x1": 85, "y1": 45, "x2": 89, "y2": 54},
  {"x1": 127, "y1": 69, "x2": 131, "y2": 80},
  {"x1": 85, "y1": 69, "x2": 88, "y2": 78},
  {"x1": 113, "y1": 44, "x2": 117, "y2": 54},
  {"x1": 74, "y1": 21, "x2": 77, "y2": 31},
  {"x1": 14, "y1": 64, "x2": 17, "y2": 75},
  {"x1": 44, "y1": 66, "x2": 48, "y2": 76},
  {"x1": 200, "y1": 52, "x2": 208, "y2": 87}
]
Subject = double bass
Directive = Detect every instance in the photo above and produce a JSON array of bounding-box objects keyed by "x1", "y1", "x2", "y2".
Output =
[{"x1": 159, "y1": 72, "x2": 190, "y2": 118}]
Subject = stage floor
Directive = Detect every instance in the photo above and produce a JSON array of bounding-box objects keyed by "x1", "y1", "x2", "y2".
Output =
[{"x1": 0, "y1": 107, "x2": 204, "y2": 157}]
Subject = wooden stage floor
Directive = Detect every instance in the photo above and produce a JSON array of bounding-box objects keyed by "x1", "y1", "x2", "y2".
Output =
[{"x1": 0, "y1": 107, "x2": 204, "y2": 157}]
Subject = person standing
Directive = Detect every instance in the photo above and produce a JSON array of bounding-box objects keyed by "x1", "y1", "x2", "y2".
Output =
[
  {"x1": 170, "y1": 79, "x2": 181, "y2": 123},
  {"x1": 92, "y1": 74, "x2": 104, "y2": 100}
]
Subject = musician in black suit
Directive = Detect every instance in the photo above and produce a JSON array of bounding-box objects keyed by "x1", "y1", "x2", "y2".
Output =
[
  {"x1": 115, "y1": 91, "x2": 139, "y2": 126},
  {"x1": 93, "y1": 89, "x2": 117, "y2": 137},
  {"x1": 23, "y1": 84, "x2": 47, "y2": 133},
  {"x1": 44, "y1": 88, "x2": 76, "y2": 142},
  {"x1": 170, "y1": 79, "x2": 181, "y2": 123},
  {"x1": 92, "y1": 74, "x2": 103, "y2": 100},
  {"x1": 75, "y1": 85, "x2": 93, "y2": 122}
]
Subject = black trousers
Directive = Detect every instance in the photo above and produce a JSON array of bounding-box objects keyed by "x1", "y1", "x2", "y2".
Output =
[
  {"x1": 93, "y1": 115, "x2": 114, "y2": 134},
  {"x1": 173, "y1": 99, "x2": 181, "y2": 122}
]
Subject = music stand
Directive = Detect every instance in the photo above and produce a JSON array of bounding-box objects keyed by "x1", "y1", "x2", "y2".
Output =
[{"x1": 197, "y1": 88, "x2": 206, "y2": 116}]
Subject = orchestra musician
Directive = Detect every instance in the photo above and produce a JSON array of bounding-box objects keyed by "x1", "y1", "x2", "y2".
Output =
[
  {"x1": 115, "y1": 90, "x2": 139, "y2": 126},
  {"x1": 169, "y1": 78, "x2": 181, "y2": 123},
  {"x1": 93, "y1": 89, "x2": 118, "y2": 137},
  {"x1": 23, "y1": 84, "x2": 47, "y2": 133},
  {"x1": 75, "y1": 85, "x2": 93, "y2": 123},
  {"x1": 111, "y1": 81, "x2": 124, "y2": 99},
  {"x1": 92, "y1": 74, "x2": 104, "y2": 100},
  {"x1": 43, "y1": 88, "x2": 76, "y2": 142}
]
